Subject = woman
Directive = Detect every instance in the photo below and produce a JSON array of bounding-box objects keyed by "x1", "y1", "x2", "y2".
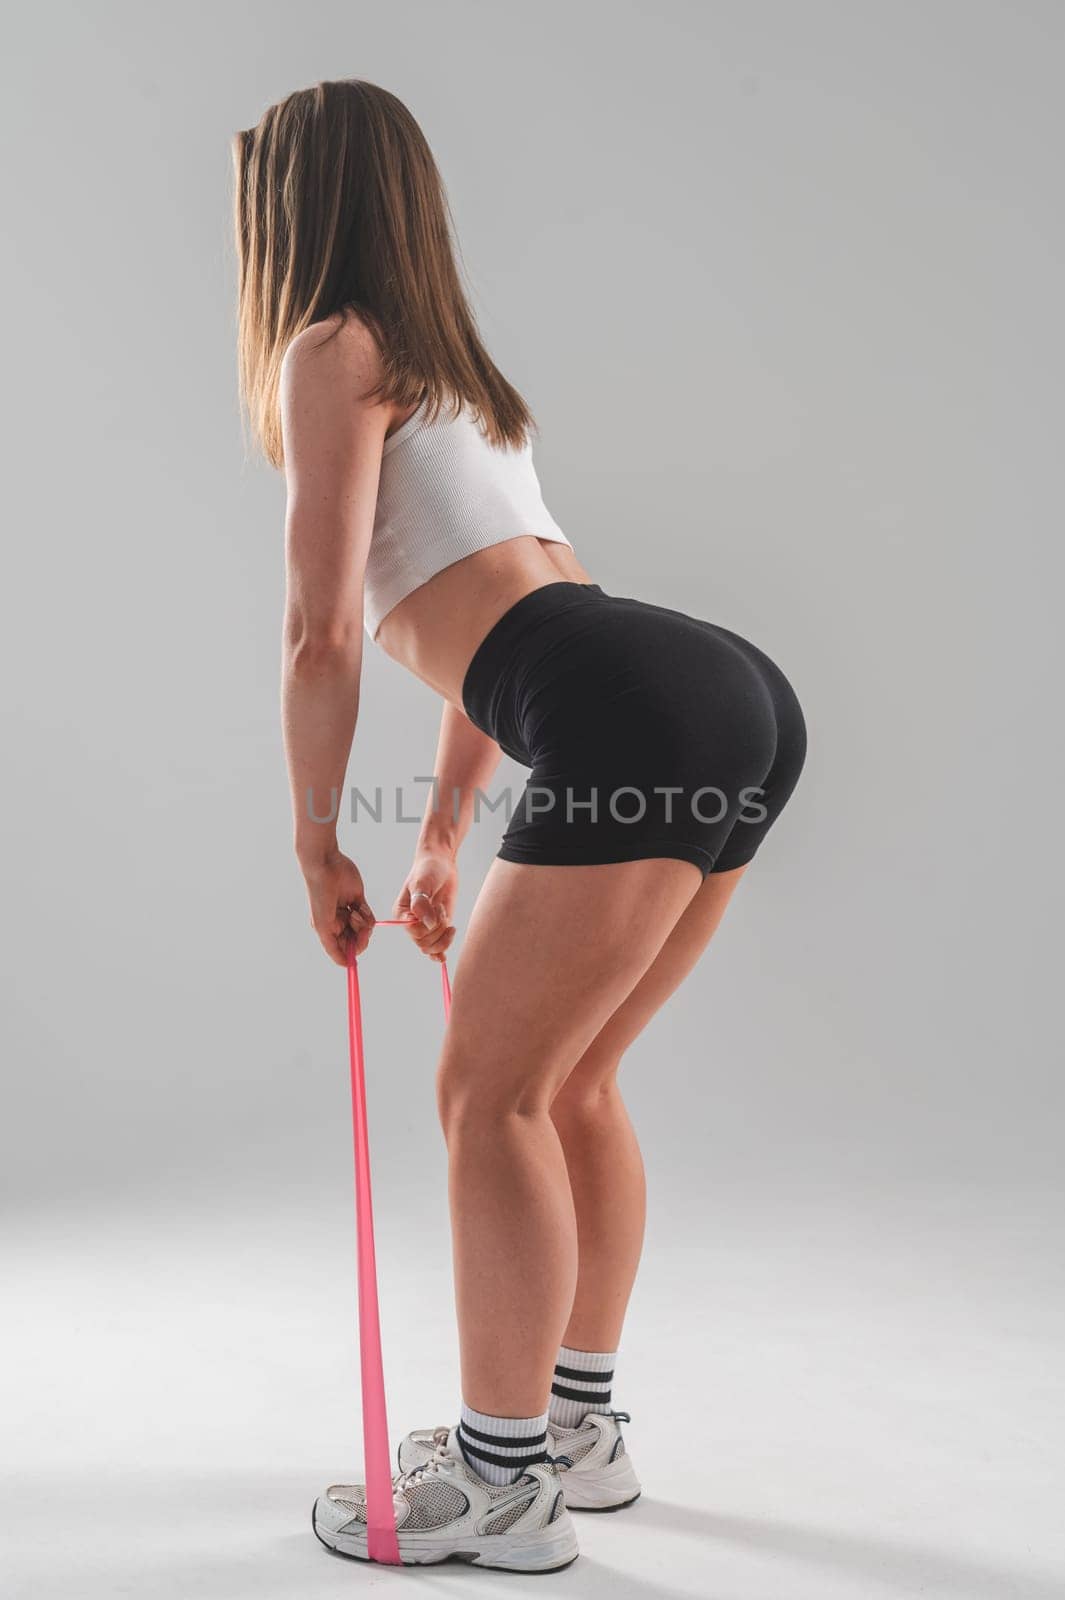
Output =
[{"x1": 234, "y1": 80, "x2": 806, "y2": 1573}]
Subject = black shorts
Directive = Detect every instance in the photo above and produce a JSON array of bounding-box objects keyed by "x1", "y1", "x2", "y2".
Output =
[{"x1": 461, "y1": 582, "x2": 807, "y2": 878}]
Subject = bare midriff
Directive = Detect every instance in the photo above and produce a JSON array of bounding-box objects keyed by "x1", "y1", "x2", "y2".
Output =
[
  {"x1": 375, "y1": 535, "x2": 595, "y2": 706},
  {"x1": 374, "y1": 401, "x2": 594, "y2": 707}
]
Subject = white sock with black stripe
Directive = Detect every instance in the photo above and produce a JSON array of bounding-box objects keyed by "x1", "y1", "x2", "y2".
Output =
[
  {"x1": 457, "y1": 1403, "x2": 551, "y2": 1487},
  {"x1": 548, "y1": 1345, "x2": 617, "y2": 1429}
]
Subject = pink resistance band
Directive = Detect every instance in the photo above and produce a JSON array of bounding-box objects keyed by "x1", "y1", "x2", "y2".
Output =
[{"x1": 345, "y1": 920, "x2": 451, "y2": 1564}]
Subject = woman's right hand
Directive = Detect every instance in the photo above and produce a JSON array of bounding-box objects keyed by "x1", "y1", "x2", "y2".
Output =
[
  {"x1": 393, "y1": 849, "x2": 457, "y2": 963},
  {"x1": 301, "y1": 849, "x2": 375, "y2": 967}
]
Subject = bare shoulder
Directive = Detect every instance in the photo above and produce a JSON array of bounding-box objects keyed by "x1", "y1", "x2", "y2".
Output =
[
  {"x1": 280, "y1": 309, "x2": 385, "y2": 406},
  {"x1": 279, "y1": 312, "x2": 392, "y2": 481}
]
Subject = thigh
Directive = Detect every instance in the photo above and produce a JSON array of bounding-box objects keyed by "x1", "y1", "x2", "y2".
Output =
[
  {"x1": 440, "y1": 855, "x2": 703, "y2": 1109},
  {"x1": 556, "y1": 864, "x2": 749, "y2": 1099}
]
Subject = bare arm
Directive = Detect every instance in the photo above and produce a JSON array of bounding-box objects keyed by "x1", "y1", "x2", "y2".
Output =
[
  {"x1": 279, "y1": 318, "x2": 390, "y2": 965},
  {"x1": 420, "y1": 703, "x2": 504, "y2": 855},
  {"x1": 395, "y1": 702, "x2": 504, "y2": 961}
]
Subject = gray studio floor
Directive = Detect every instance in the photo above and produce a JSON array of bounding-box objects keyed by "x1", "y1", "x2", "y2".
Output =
[{"x1": 5, "y1": 1175, "x2": 1062, "y2": 1600}]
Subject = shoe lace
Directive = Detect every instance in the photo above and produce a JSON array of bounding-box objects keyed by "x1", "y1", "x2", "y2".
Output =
[
  {"x1": 393, "y1": 1428, "x2": 450, "y2": 1498},
  {"x1": 390, "y1": 1413, "x2": 632, "y2": 1494}
]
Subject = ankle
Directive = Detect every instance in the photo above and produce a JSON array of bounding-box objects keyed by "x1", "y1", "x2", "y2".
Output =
[
  {"x1": 548, "y1": 1345, "x2": 617, "y2": 1429},
  {"x1": 457, "y1": 1403, "x2": 551, "y2": 1487}
]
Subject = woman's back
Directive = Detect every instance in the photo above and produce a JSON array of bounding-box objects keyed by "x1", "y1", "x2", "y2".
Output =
[{"x1": 368, "y1": 393, "x2": 573, "y2": 640}]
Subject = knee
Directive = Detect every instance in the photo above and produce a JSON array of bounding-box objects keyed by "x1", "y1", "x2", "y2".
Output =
[
  {"x1": 436, "y1": 1047, "x2": 549, "y2": 1137},
  {"x1": 550, "y1": 1070, "x2": 622, "y2": 1137}
]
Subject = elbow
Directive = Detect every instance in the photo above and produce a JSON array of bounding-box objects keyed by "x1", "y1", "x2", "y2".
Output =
[{"x1": 284, "y1": 609, "x2": 362, "y2": 673}]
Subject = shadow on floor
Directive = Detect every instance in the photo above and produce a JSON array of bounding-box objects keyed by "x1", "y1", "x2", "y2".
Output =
[
  {"x1": 6, "y1": 1469, "x2": 1060, "y2": 1600},
  {"x1": 633, "y1": 1498, "x2": 1062, "y2": 1600}
]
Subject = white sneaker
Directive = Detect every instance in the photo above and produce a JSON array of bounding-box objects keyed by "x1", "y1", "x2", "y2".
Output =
[
  {"x1": 399, "y1": 1411, "x2": 642, "y2": 1513},
  {"x1": 313, "y1": 1424, "x2": 579, "y2": 1571}
]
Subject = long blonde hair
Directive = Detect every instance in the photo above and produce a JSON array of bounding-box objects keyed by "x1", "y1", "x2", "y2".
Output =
[{"x1": 233, "y1": 79, "x2": 535, "y2": 468}]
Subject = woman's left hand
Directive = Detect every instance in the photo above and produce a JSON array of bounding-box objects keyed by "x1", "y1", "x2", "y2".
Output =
[{"x1": 393, "y1": 849, "x2": 458, "y2": 963}]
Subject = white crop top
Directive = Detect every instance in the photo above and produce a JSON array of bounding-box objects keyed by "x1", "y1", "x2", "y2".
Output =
[{"x1": 364, "y1": 396, "x2": 572, "y2": 637}]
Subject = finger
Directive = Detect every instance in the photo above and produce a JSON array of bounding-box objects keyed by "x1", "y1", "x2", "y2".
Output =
[
  {"x1": 414, "y1": 929, "x2": 454, "y2": 967},
  {"x1": 309, "y1": 891, "x2": 344, "y2": 962},
  {"x1": 407, "y1": 916, "x2": 445, "y2": 951},
  {"x1": 420, "y1": 922, "x2": 454, "y2": 955},
  {"x1": 418, "y1": 928, "x2": 450, "y2": 960},
  {"x1": 346, "y1": 901, "x2": 375, "y2": 953},
  {"x1": 315, "y1": 919, "x2": 348, "y2": 968},
  {"x1": 409, "y1": 889, "x2": 441, "y2": 930}
]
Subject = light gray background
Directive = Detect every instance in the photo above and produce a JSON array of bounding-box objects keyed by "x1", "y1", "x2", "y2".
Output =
[{"x1": 3, "y1": 2, "x2": 1062, "y2": 1596}]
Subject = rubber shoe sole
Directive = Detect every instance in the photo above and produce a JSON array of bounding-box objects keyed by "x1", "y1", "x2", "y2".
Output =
[
  {"x1": 312, "y1": 1498, "x2": 580, "y2": 1572},
  {"x1": 557, "y1": 1450, "x2": 642, "y2": 1513}
]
